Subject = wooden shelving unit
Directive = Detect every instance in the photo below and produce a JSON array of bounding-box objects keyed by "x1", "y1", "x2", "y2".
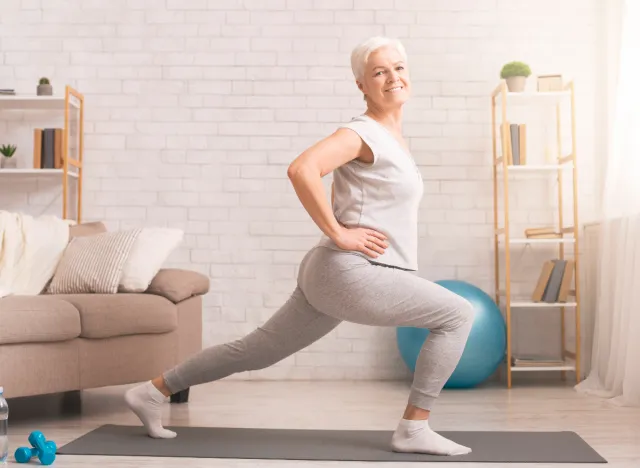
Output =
[
  {"x1": 0, "y1": 85, "x2": 84, "y2": 222},
  {"x1": 491, "y1": 80, "x2": 582, "y2": 388}
]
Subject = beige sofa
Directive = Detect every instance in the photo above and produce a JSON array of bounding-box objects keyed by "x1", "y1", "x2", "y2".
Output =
[{"x1": 0, "y1": 221, "x2": 209, "y2": 402}]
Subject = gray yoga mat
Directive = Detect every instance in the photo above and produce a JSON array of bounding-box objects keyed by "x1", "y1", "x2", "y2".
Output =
[{"x1": 57, "y1": 424, "x2": 607, "y2": 463}]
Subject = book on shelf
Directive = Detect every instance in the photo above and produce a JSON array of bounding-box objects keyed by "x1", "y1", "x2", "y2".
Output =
[
  {"x1": 32, "y1": 128, "x2": 63, "y2": 169},
  {"x1": 0, "y1": 89, "x2": 16, "y2": 95},
  {"x1": 501, "y1": 122, "x2": 527, "y2": 165},
  {"x1": 511, "y1": 356, "x2": 566, "y2": 367},
  {"x1": 525, "y1": 226, "x2": 562, "y2": 238},
  {"x1": 531, "y1": 258, "x2": 574, "y2": 303}
]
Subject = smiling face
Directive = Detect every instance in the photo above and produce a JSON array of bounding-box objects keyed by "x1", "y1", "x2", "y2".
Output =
[{"x1": 357, "y1": 45, "x2": 410, "y2": 109}]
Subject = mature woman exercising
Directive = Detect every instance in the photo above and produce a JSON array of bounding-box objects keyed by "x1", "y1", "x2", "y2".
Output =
[{"x1": 126, "y1": 36, "x2": 474, "y2": 456}]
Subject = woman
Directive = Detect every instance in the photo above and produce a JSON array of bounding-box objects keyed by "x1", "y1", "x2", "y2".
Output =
[{"x1": 126, "y1": 36, "x2": 474, "y2": 456}]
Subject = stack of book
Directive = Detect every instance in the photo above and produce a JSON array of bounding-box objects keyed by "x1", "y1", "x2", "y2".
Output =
[
  {"x1": 525, "y1": 226, "x2": 562, "y2": 239},
  {"x1": 511, "y1": 356, "x2": 566, "y2": 367}
]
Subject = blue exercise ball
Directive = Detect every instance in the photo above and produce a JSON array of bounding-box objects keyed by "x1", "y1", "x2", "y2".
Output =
[{"x1": 396, "y1": 280, "x2": 506, "y2": 389}]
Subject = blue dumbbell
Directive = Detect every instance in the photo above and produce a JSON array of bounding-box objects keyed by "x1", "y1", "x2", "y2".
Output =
[{"x1": 14, "y1": 431, "x2": 56, "y2": 465}]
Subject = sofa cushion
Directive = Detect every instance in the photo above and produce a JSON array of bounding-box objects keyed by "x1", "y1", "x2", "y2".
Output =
[
  {"x1": 48, "y1": 229, "x2": 142, "y2": 295},
  {"x1": 54, "y1": 293, "x2": 177, "y2": 339},
  {"x1": 145, "y1": 268, "x2": 210, "y2": 303},
  {"x1": 69, "y1": 221, "x2": 107, "y2": 240},
  {"x1": 0, "y1": 296, "x2": 81, "y2": 344}
]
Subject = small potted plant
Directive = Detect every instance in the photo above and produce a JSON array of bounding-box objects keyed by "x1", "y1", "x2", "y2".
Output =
[
  {"x1": 0, "y1": 144, "x2": 17, "y2": 168},
  {"x1": 500, "y1": 61, "x2": 532, "y2": 92},
  {"x1": 37, "y1": 77, "x2": 52, "y2": 96}
]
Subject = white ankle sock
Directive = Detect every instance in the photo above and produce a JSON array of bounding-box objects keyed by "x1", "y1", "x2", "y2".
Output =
[
  {"x1": 391, "y1": 418, "x2": 471, "y2": 456},
  {"x1": 125, "y1": 381, "x2": 177, "y2": 439}
]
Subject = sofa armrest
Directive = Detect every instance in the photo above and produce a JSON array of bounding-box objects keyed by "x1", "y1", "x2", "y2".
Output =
[{"x1": 145, "y1": 268, "x2": 210, "y2": 303}]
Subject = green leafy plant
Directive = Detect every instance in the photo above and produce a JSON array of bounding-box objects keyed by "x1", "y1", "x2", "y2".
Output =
[
  {"x1": 500, "y1": 61, "x2": 532, "y2": 79},
  {"x1": 39, "y1": 77, "x2": 50, "y2": 85},
  {"x1": 0, "y1": 144, "x2": 17, "y2": 157}
]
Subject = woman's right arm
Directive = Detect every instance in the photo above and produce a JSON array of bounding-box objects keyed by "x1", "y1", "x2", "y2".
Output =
[{"x1": 287, "y1": 128, "x2": 388, "y2": 258}]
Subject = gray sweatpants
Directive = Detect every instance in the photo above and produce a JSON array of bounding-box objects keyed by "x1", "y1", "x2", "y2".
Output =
[{"x1": 163, "y1": 246, "x2": 474, "y2": 410}]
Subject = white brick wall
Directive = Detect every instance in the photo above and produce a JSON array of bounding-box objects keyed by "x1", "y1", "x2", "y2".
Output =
[{"x1": 0, "y1": 0, "x2": 604, "y2": 380}]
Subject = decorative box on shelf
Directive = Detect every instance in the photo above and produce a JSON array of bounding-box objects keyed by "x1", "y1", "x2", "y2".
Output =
[{"x1": 537, "y1": 74, "x2": 563, "y2": 92}]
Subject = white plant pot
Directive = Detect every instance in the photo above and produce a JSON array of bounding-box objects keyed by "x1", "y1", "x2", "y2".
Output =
[
  {"x1": 37, "y1": 84, "x2": 53, "y2": 96},
  {"x1": 1, "y1": 156, "x2": 16, "y2": 168},
  {"x1": 506, "y1": 76, "x2": 527, "y2": 92}
]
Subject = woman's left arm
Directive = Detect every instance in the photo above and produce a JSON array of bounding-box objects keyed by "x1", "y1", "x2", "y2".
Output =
[{"x1": 331, "y1": 182, "x2": 334, "y2": 206}]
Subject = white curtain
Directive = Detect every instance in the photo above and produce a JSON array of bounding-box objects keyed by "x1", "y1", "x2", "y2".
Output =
[{"x1": 575, "y1": 0, "x2": 640, "y2": 406}]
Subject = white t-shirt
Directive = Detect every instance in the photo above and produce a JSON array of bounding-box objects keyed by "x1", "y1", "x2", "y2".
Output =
[{"x1": 317, "y1": 114, "x2": 424, "y2": 271}]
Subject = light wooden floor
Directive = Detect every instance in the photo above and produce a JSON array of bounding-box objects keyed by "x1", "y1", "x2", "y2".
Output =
[{"x1": 6, "y1": 380, "x2": 640, "y2": 467}]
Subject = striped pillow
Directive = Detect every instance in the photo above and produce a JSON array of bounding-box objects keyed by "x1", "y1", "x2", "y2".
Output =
[{"x1": 47, "y1": 229, "x2": 142, "y2": 294}]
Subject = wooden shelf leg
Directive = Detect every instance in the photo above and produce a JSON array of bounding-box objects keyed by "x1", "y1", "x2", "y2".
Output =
[
  {"x1": 556, "y1": 102, "x2": 567, "y2": 382},
  {"x1": 497, "y1": 84, "x2": 512, "y2": 389},
  {"x1": 569, "y1": 81, "x2": 582, "y2": 383}
]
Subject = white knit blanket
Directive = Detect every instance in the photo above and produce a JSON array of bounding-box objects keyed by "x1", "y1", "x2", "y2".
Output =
[{"x1": 0, "y1": 211, "x2": 71, "y2": 298}]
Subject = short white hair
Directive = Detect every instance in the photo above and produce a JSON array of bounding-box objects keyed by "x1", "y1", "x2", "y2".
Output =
[{"x1": 350, "y1": 36, "x2": 408, "y2": 81}]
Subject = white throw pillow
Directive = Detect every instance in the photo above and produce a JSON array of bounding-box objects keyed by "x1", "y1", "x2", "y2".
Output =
[{"x1": 118, "y1": 228, "x2": 183, "y2": 292}]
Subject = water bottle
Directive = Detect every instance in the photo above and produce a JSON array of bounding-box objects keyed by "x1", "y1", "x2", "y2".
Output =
[{"x1": 0, "y1": 386, "x2": 8, "y2": 465}]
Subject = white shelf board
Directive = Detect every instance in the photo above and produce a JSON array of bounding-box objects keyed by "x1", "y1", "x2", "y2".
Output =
[
  {"x1": 511, "y1": 363, "x2": 575, "y2": 372},
  {"x1": 498, "y1": 164, "x2": 574, "y2": 171},
  {"x1": 501, "y1": 237, "x2": 576, "y2": 245},
  {"x1": 0, "y1": 168, "x2": 78, "y2": 178},
  {"x1": 0, "y1": 95, "x2": 79, "y2": 110},
  {"x1": 510, "y1": 301, "x2": 577, "y2": 308},
  {"x1": 496, "y1": 90, "x2": 571, "y2": 102}
]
